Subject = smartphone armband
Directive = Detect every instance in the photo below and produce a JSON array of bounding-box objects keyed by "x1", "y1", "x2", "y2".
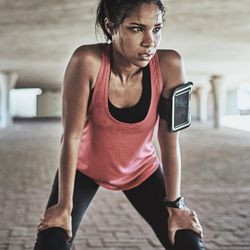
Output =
[{"x1": 158, "y1": 82, "x2": 193, "y2": 132}]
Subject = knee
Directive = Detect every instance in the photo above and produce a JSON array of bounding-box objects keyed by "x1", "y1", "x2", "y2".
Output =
[
  {"x1": 34, "y1": 227, "x2": 72, "y2": 250},
  {"x1": 174, "y1": 229, "x2": 205, "y2": 250}
]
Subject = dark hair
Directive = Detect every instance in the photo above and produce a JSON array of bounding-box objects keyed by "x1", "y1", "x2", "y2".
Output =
[{"x1": 95, "y1": 0, "x2": 165, "y2": 41}]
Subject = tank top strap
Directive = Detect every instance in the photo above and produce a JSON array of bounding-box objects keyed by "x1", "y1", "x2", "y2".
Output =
[
  {"x1": 150, "y1": 52, "x2": 164, "y2": 94},
  {"x1": 88, "y1": 43, "x2": 110, "y2": 111}
]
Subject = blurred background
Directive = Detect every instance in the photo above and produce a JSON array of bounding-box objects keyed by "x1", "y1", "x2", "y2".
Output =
[
  {"x1": 0, "y1": 0, "x2": 249, "y2": 250},
  {"x1": 1, "y1": 0, "x2": 250, "y2": 129}
]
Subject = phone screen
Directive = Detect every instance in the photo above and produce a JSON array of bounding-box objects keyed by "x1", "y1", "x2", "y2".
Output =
[{"x1": 174, "y1": 90, "x2": 190, "y2": 128}]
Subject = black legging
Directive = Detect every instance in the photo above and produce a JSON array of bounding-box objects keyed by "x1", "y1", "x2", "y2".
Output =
[{"x1": 34, "y1": 166, "x2": 205, "y2": 250}]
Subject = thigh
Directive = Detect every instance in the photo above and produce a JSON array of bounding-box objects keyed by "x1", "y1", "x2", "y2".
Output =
[
  {"x1": 123, "y1": 166, "x2": 171, "y2": 249},
  {"x1": 34, "y1": 169, "x2": 99, "y2": 250}
]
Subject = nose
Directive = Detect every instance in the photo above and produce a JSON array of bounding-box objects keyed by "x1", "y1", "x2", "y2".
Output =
[
  {"x1": 142, "y1": 32, "x2": 156, "y2": 48},
  {"x1": 142, "y1": 40, "x2": 156, "y2": 48}
]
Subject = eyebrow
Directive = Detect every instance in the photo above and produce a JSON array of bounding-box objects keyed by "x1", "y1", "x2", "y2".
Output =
[{"x1": 128, "y1": 22, "x2": 163, "y2": 27}]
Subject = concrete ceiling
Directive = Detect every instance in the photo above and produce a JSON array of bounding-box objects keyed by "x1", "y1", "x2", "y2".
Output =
[{"x1": 0, "y1": 0, "x2": 250, "y2": 90}]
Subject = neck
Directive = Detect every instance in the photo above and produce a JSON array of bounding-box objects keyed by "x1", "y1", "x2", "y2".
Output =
[{"x1": 110, "y1": 45, "x2": 142, "y2": 85}]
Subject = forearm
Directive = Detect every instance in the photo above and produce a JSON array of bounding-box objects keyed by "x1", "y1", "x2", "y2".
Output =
[
  {"x1": 161, "y1": 140, "x2": 182, "y2": 201},
  {"x1": 162, "y1": 162, "x2": 181, "y2": 201},
  {"x1": 58, "y1": 136, "x2": 81, "y2": 211}
]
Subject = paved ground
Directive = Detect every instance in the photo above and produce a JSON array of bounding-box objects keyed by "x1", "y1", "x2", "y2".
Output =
[{"x1": 0, "y1": 119, "x2": 249, "y2": 250}]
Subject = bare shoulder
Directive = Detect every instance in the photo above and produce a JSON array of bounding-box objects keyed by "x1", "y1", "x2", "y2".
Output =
[
  {"x1": 69, "y1": 43, "x2": 103, "y2": 88},
  {"x1": 157, "y1": 49, "x2": 182, "y2": 67},
  {"x1": 62, "y1": 44, "x2": 104, "y2": 135},
  {"x1": 73, "y1": 43, "x2": 103, "y2": 64},
  {"x1": 157, "y1": 49, "x2": 187, "y2": 97}
]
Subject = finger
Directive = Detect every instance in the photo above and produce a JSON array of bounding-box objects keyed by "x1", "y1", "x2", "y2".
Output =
[
  {"x1": 191, "y1": 224, "x2": 203, "y2": 239},
  {"x1": 199, "y1": 228, "x2": 203, "y2": 238},
  {"x1": 195, "y1": 224, "x2": 203, "y2": 239},
  {"x1": 38, "y1": 214, "x2": 46, "y2": 221},
  {"x1": 65, "y1": 229, "x2": 73, "y2": 240},
  {"x1": 192, "y1": 216, "x2": 200, "y2": 223},
  {"x1": 191, "y1": 220, "x2": 202, "y2": 230},
  {"x1": 168, "y1": 230, "x2": 175, "y2": 245},
  {"x1": 37, "y1": 216, "x2": 48, "y2": 224},
  {"x1": 37, "y1": 223, "x2": 50, "y2": 232},
  {"x1": 197, "y1": 228, "x2": 203, "y2": 239},
  {"x1": 192, "y1": 216, "x2": 202, "y2": 227},
  {"x1": 191, "y1": 211, "x2": 199, "y2": 221},
  {"x1": 37, "y1": 220, "x2": 46, "y2": 228},
  {"x1": 192, "y1": 212, "x2": 197, "y2": 218},
  {"x1": 190, "y1": 210, "x2": 196, "y2": 215},
  {"x1": 192, "y1": 219, "x2": 203, "y2": 233}
]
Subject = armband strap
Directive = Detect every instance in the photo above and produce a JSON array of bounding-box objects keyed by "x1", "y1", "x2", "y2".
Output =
[{"x1": 157, "y1": 95, "x2": 171, "y2": 122}]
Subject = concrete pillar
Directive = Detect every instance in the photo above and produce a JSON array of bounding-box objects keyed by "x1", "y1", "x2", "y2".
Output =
[
  {"x1": 196, "y1": 86, "x2": 209, "y2": 123},
  {"x1": 0, "y1": 71, "x2": 18, "y2": 128},
  {"x1": 210, "y1": 75, "x2": 226, "y2": 128}
]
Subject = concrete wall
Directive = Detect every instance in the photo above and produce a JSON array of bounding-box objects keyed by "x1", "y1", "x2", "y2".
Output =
[
  {"x1": 37, "y1": 89, "x2": 62, "y2": 117},
  {"x1": 225, "y1": 90, "x2": 239, "y2": 115}
]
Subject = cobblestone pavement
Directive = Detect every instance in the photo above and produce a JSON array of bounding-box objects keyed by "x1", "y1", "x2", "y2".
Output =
[{"x1": 0, "y1": 119, "x2": 249, "y2": 250}]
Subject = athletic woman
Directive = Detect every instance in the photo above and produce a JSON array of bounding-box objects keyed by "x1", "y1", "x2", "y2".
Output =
[{"x1": 34, "y1": 0, "x2": 205, "y2": 249}]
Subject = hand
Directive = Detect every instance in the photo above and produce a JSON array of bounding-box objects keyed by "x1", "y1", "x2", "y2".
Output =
[
  {"x1": 167, "y1": 206, "x2": 203, "y2": 245},
  {"x1": 37, "y1": 204, "x2": 72, "y2": 240}
]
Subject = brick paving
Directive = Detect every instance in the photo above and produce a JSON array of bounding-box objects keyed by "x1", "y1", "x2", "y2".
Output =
[{"x1": 0, "y1": 119, "x2": 249, "y2": 250}]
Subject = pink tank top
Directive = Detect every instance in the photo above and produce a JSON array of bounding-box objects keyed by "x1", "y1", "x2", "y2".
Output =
[{"x1": 76, "y1": 43, "x2": 164, "y2": 190}]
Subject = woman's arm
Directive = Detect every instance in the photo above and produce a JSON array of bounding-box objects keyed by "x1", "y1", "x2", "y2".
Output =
[
  {"x1": 59, "y1": 45, "x2": 101, "y2": 211},
  {"x1": 157, "y1": 50, "x2": 203, "y2": 245},
  {"x1": 58, "y1": 47, "x2": 93, "y2": 210},
  {"x1": 157, "y1": 49, "x2": 187, "y2": 200},
  {"x1": 37, "y1": 45, "x2": 100, "y2": 238}
]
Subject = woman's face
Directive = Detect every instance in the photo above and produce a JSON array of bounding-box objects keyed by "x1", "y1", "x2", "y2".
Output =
[{"x1": 111, "y1": 3, "x2": 163, "y2": 68}]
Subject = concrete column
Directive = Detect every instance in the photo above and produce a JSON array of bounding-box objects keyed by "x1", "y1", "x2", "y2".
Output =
[
  {"x1": 196, "y1": 86, "x2": 209, "y2": 123},
  {"x1": 0, "y1": 71, "x2": 18, "y2": 128},
  {"x1": 210, "y1": 75, "x2": 225, "y2": 128}
]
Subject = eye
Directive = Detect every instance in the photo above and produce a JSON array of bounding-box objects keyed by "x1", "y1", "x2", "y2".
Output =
[
  {"x1": 130, "y1": 27, "x2": 143, "y2": 32},
  {"x1": 153, "y1": 26, "x2": 162, "y2": 33}
]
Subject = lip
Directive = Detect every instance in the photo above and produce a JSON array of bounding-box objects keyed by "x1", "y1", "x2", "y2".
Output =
[{"x1": 138, "y1": 52, "x2": 154, "y2": 60}]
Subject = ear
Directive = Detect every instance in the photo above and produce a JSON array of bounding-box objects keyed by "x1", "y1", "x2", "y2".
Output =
[{"x1": 104, "y1": 17, "x2": 115, "y2": 35}]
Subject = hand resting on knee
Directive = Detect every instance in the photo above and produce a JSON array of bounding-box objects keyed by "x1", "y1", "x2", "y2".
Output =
[{"x1": 37, "y1": 204, "x2": 72, "y2": 240}]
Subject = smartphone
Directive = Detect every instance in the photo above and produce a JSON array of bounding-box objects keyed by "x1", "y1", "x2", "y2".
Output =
[{"x1": 170, "y1": 82, "x2": 193, "y2": 132}]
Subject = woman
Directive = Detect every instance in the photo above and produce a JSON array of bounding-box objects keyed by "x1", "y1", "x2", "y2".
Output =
[{"x1": 34, "y1": 0, "x2": 205, "y2": 249}]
